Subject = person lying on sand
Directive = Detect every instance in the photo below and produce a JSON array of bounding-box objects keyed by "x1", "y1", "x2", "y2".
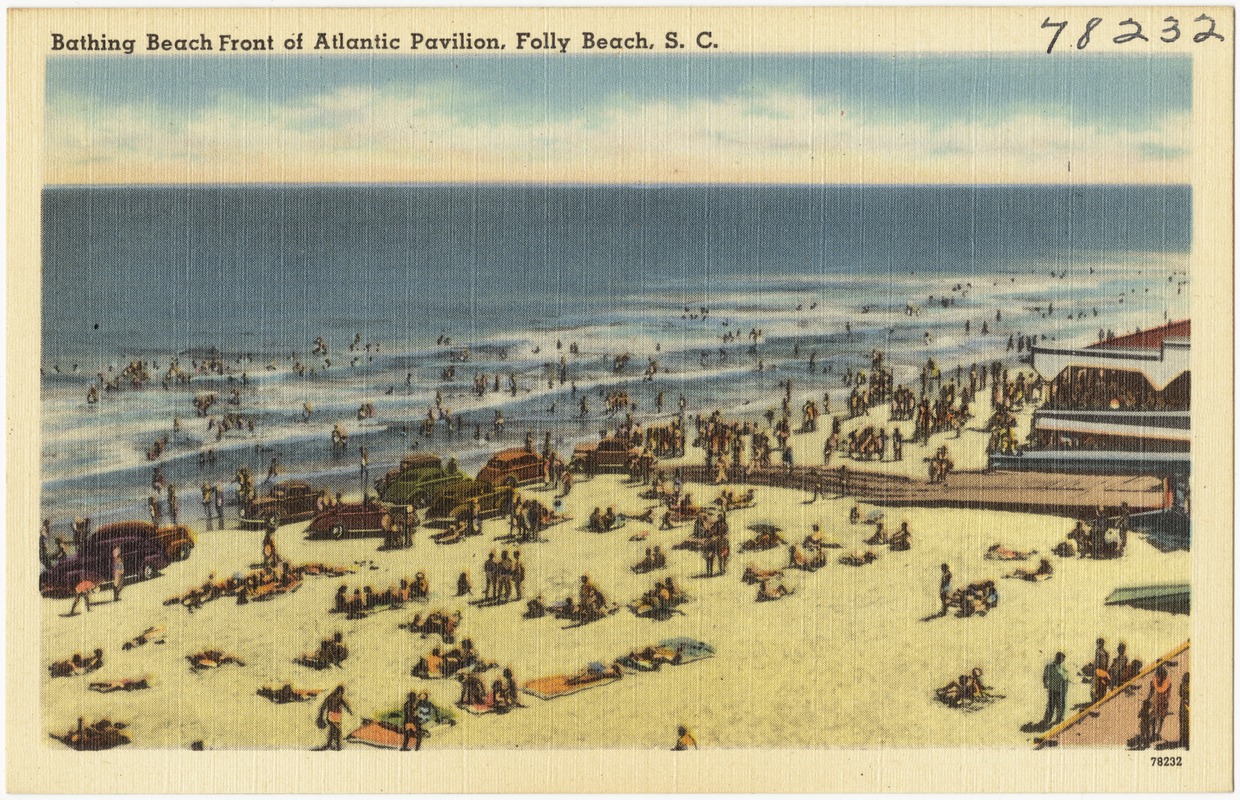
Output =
[
  {"x1": 51, "y1": 718, "x2": 130, "y2": 751},
  {"x1": 624, "y1": 507, "x2": 656, "y2": 524},
  {"x1": 121, "y1": 626, "x2": 166, "y2": 651},
  {"x1": 49, "y1": 649, "x2": 105, "y2": 678},
  {"x1": 742, "y1": 565, "x2": 784, "y2": 585},
  {"x1": 89, "y1": 676, "x2": 150, "y2": 693},
  {"x1": 839, "y1": 550, "x2": 879, "y2": 566},
  {"x1": 1005, "y1": 559, "x2": 1053, "y2": 582},
  {"x1": 742, "y1": 529, "x2": 786, "y2": 551},
  {"x1": 985, "y1": 543, "x2": 1035, "y2": 561},
  {"x1": 564, "y1": 661, "x2": 623, "y2": 686},
  {"x1": 257, "y1": 684, "x2": 321, "y2": 703},
  {"x1": 187, "y1": 650, "x2": 245, "y2": 670}
]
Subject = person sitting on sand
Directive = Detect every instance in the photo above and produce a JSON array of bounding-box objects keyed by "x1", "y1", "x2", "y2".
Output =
[
  {"x1": 333, "y1": 585, "x2": 348, "y2": 613},
  {"x1": 310, "y1": 633, "x2": 347, "y2": 667},
  {"x1": 588, "y1": 507, "x2": 605, "y2": 532},
  {"x1": 579, "y1": 575, "x2": 606, "y2": 617},
  {"x1": 756, "y1": 578, "x2": 792, "y2": 602},
  {"x1": 935, "y1": 668, "x2": 991, "y2": 707},
  {"x1": 889, "y1": 522, "x2": 912, "y2": 551},
  {"x1": 525, "y1": 595, "x2": 547, "y2": 618},
  {"x1": 412, "y1": 572, "x2": 429, "y2": 599},
  {"x1": 865, "y1": 522, "x2": 889, "y2": 546},
  {"x1": 456, "y1": 668, "x2": 488, "y2": 707},
  {"x1": 1006, "y1": 558, "x2": 1053, "y2": 582},
  {"x1": 413, "y1": 647, "x2": 445, "y2": 679},
  {"x1": 673, "y1": 725, "x2": 697, "y2": 751},
  {"x1": 634, "y1": 547, "x2": 656, "y2": 573}
]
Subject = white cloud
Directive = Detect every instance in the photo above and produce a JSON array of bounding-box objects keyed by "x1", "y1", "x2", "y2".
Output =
[{"x1": 46, "y1": 85, "x2": 1190, "y2": 185}]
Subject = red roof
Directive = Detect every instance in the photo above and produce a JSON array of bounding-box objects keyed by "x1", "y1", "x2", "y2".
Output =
[{"x1": 1089, "y1": 320, "x2": 1189, "y2": 350}]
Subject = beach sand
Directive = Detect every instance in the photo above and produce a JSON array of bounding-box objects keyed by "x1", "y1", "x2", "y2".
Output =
[{"x1": 41, "y1": 401, "x2": 1190, "y2": 750}]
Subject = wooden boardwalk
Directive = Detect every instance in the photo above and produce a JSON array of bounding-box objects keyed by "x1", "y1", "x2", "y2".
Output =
[
  {"x1": 1035, "y1": 642, "x2": 1189, "y2": 750},
  {"x1": 675, "y1": 464, "x2": 1165, "y2": 518}
]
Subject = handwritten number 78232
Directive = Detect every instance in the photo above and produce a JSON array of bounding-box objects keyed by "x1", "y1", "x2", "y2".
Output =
[{"x1": 1043, "y1": 14, "x2": 1225, "y2": 52}]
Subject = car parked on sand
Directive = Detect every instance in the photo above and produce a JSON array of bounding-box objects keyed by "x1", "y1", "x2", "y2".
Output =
[
  {"x1": 239, "y1": 480, "x2": 324, "y2": 529},
  {"x1": 476, "y1": 448, "x2": 545, "y2": 487},
  {"x1": 305, "y1": 498, "x2": 389, "y2": 540},
  {"x1": 39, "y1": 533, "x2": 170, "y2": 598},
  {"x1": 425, "y1": 479, "x2": 517, "y2": 522},
  {"x1": 89, "y1": 520, "x2": 196, "y2": 563},
  {"x1": 375, "y1": 453, "x2": 467, "y2": 507},
  {"x1": 572, "y1": 436, "x2": 641, "y2": 475}
]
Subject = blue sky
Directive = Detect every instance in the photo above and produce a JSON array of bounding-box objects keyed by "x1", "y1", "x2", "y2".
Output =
[{"x1": 46, "y1": 54, "x2": 1192, "y2": 185}]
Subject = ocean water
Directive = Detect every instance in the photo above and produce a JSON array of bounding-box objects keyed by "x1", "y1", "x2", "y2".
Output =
[{"x1": 40, "y1": 184, "x2": 1191, "y2": 524}]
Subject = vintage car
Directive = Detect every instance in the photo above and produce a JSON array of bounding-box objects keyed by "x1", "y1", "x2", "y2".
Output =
[
  {"x1": 89, "y1": 520, "x2": 196, "y2": 563},
  {"x1": 572, "y1": 436, "x2": 641, "y2": 475},
  {"x1": 376, "y1": 453, "x2": 467, "y2": 507},
  {"x1": 425, "y1": 479, "x2": 517, "y2": 522},
  {"x1": 40, "y1": 532, "x2": 170, "y2": 598},
  {"x1": 239, "y1": 480, "x2": 324, "y2": 529},
  {"x1": 305, "y1": 498, "x2": 390, "y2": 540},
  {"x1": 476, "y1": 448, "x2": 545, "y2": 487}
]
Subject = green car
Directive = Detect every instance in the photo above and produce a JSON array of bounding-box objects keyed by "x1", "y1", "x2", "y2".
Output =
[
  {"x1": 376, "y1": 453, "x2": 467, "y2": 507},
  {"x1": 425, "y1": 479, "x2": 517, "y2": 522}
]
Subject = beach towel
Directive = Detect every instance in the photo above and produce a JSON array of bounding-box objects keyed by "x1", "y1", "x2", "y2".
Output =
[
  {"x1": 346, "y1": 703, "x2": 455, "y2": 748},
  {"x1": 522, "y1": 667, "x2": 622, "y2": 700},
  {"x1": 658, "y1": 637, "x2": 715, "y2": 662}
]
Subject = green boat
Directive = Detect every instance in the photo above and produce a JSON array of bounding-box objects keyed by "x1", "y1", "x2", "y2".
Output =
[{"x1": 1105, "y1": 583, "x2": 1189, "y2": 615}]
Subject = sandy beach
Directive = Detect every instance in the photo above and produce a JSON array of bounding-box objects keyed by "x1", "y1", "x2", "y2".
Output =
[{"x1": 41, "y1": 399, "x2": 1191, "y2": 750}]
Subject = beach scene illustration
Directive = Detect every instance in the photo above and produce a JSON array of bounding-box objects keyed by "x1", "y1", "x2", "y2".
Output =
[{"x1": 38, "y1": 49, "x2": 1193, "y2": 753}]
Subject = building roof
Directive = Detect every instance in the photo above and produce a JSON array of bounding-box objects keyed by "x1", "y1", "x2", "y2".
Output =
[{"x1": 1089, "y1": 319, "x2": 1190, "y2": 350}]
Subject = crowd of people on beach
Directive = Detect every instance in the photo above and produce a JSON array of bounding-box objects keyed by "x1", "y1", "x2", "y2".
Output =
[{"x1": 42, "y1": 280, "x2": 1189, "y2": 754}]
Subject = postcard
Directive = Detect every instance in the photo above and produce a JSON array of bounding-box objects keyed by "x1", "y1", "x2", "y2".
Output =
[{"x1": 7, "y1": 6, "x2": 1233, "y2": 794}]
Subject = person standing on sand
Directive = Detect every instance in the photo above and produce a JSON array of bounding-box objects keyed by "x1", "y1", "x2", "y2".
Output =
[
  {"x1": 1178, "y1": 673, "x2": 1190, "y2": 749},
  {"x1": 512, "y1": 551, "x2": 526, "y2": 599},
  {"x1": 401, "y1": 691, "x2": 425, "y2": 751},
  {"x1": 1148, "y1": 665, "x2": 1173, "y2": 741},
  {"x1": 1041, "y1": 652, "x2": 1069, "y2": 727},
  {"x1": 110, "y1": 547, "x2": 125, "y2": 602},
  {"x1": 214, "y1": 483, "x2": 225, "y2": 523},
  {"x1": 315, "y1": 685, "x2": 351, "y2": 751},
  {"x1": 938, "y1": 563, "x2": 953, "y2": 617},
  {"x1": 69, "y1": 577, "x2": 95, "y2": 615}
]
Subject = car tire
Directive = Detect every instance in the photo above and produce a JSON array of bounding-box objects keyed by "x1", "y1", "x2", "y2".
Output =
[
  {"x1": 175, "y1": 543, "x2": 193, "y2": 562},
  {"x1": 141, "y1": 562, "x2": 157, "y2": 581},
  {"x1": 330, "y1": 524, "x2": 346, "y2": 540}
]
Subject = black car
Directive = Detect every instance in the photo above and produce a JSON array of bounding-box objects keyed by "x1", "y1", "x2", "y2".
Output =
[{"x1": 39, "y1": 533, "x2": 170, "y2": 598}]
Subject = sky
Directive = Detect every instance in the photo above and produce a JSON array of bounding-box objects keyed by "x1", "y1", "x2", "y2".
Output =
[{"x1": 46, "y1": 53, "x2": 1192, "y2": 185}]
